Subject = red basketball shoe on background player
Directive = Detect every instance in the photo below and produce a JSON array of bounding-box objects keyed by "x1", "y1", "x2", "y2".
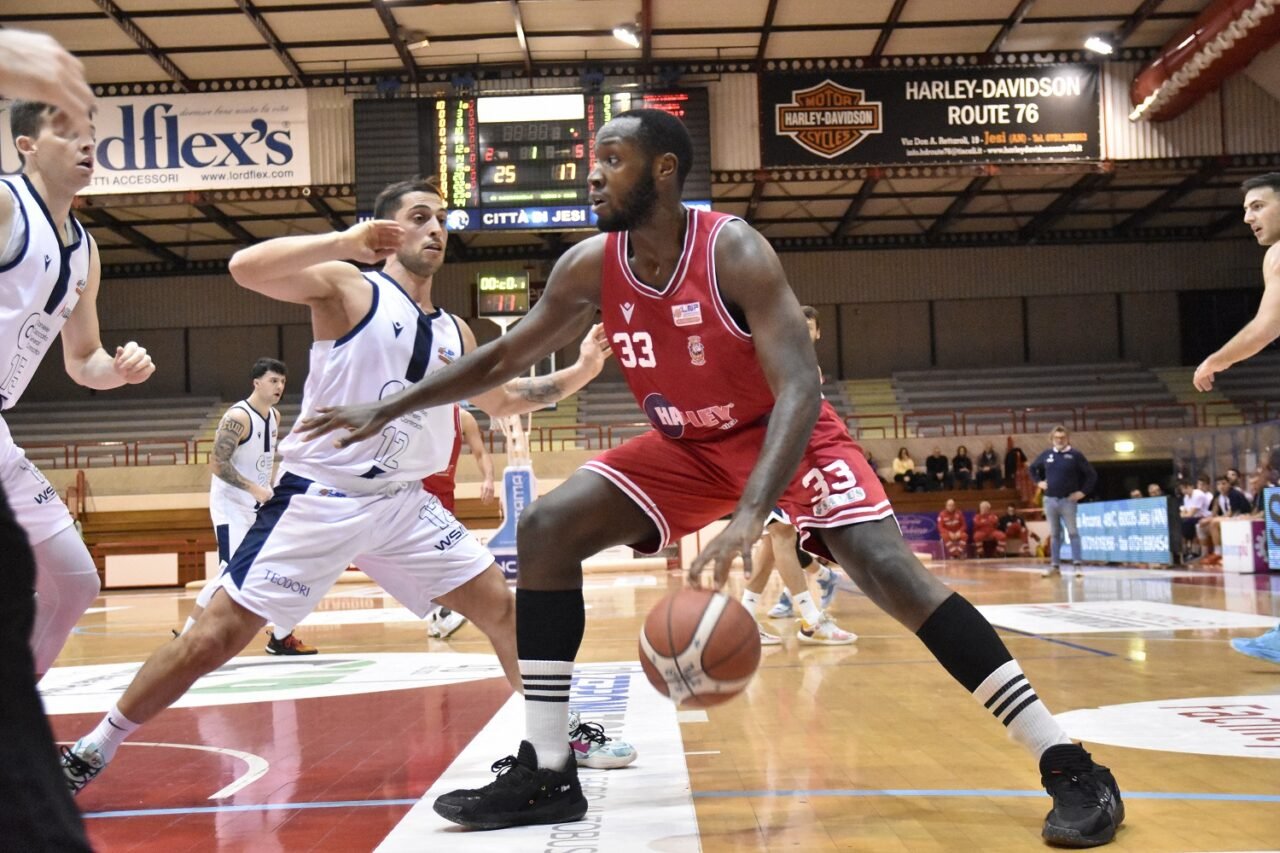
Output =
[{"x1": 301, "y1": 110, "x2": 1125, "y2": 846}]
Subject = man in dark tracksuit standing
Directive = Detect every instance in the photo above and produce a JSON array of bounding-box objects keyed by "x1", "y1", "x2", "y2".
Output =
[{"x1": 1029, "y1": 426, "x2": 1097, "y2": 579}]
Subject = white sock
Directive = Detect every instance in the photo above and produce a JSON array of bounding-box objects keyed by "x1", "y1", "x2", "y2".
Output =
[
  {"x1": 520, "y1": 659, "x2": 574, "y2": 771},
  {"x1": 181, "y1": 616, "x2": 197, "y2": 635},
  {"x1": 973, "y1": 661, "x2": 1071, "y2": 758},
  {"x1": 271, "y1": 625, "x2": 291, "y2": 641},
  {"x1": 84, "y1": 703, "x2": 141, "y2": 763},
  {"x1": 794, "y1": 591, "x2": 822, "y2": 626},
  {"x1": 741, "y1": 590, "x2": 760, "y2": 613}
]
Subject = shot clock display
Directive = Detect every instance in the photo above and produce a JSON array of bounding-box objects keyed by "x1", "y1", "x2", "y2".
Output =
[
  {"x1": 476, "y1": 271, "x2": 531, "y2": 317},
  {"x1": 434, "y1": 89, "x2": 711, "y2": 232}
]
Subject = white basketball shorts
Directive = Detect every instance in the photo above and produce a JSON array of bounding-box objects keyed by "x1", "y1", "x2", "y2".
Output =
[
  {"x1": 217, "y1": 471, "x2": 493, "y2": 629},
  {"x1": 0, "y1": 416, "x2": 74, "y2": 546},
  {"x1": 209, "y1": 489, "x2": 257, "y2": 567}
]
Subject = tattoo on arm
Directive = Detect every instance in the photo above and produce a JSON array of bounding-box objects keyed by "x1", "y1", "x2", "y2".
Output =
[
  {"x1": 211, "y1": 417, "x2": 253, "y2": 491},
  {"x1": 508, "y1": 375, "x2": 563, "y2": 405}
]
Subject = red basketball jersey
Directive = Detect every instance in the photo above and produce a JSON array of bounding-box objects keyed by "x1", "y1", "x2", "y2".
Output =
[
  {"x1": 422, "y1": 404, "x2": 463, "y2": 511},
  {"x1": 600, "y1": 209, "x2": 777, "y2": 442}
]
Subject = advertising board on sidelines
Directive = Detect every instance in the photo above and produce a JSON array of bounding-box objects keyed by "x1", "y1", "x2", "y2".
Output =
[
  {"x1": 0, "y1": 90, "x2": 311, "y2": 194},
  {"x1": 1059, "y1": 495, "x2": 1172, "y2": 565},
  {"x1": 1265, "y1": 485, "x2": 1280, "y2": 569}
]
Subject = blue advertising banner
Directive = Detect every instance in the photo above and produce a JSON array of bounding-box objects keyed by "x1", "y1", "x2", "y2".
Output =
[
  {"x1": 1061, "y1": 496, "x2": 1172, "y2": 565},
  {"x1": 1265, "y1": 486, "x2": 1280, "y2": 569},
  {"x1": 897, "y1": 511, "x2": 945, "y2": 559}
]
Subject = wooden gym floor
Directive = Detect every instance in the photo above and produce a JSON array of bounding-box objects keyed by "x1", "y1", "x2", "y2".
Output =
[{"x1": 44, "y1": 559, "x2": 1280, "y2": 852}]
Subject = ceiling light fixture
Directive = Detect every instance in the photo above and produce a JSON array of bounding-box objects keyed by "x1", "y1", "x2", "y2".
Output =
[
  {"x1": 1084, "y1": 35, "x2": 1114, "y2": 56},
  {"x1": 612, "y1": 23, "x2": 641, "y2": 48},
  {"x1": 399, "y1": 27, "x2": 430, "y2": 51}
]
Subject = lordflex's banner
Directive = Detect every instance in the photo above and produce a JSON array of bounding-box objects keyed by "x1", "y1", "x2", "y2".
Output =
[
  {"x1": 0, "y1": 89, "x2": 310, "y2": 194},
  {"x1": 1058, "y1": 496, "x2": 1173, "y2": 565}
]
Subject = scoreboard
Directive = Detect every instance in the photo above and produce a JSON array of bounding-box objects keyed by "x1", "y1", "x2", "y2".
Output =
[
  {"x1": 432, "y1": 89, "x2": 711, "y2": 233},
  {"x1": 476, "y1": 271, "x2": 531, "y2": 316}
]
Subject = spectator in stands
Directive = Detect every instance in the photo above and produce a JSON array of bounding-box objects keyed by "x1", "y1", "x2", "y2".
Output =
[
  {"x1": 972, "y1": 500, "x2": 1006, "y2": 557},
  {"x1": 892, "y1": 447, "x2": 919, "y2": 491},
  {"x1": 975, "y1": 441, "x2": 1001, "y2": 490},
  {"x1": 1004, "y1": 446, "x2": 1027, "y2": 488},
  {"x1": 1247, "y1": 469, "x2": 1269, "y2": 516},
  {"x1": 926, "y1": 446, "x2": 952, "y2": 491},
  {"x1": 1197, "y1": 475, "x2": 1252, "y2": 565},
  {"x1": 1030, "y1": 426, "x2": 1097, "y2": 579},
  {"x1": 1146, "y1": 483, "x2": 1164, "y2": 497},
  {"x1": 1179, "y1": 480, "x2": 1212, "y2": 561},
  {"x1": 863, "y1": 449, "x2": 887, "y2": 484},
  {"x1": 937, "y1": 498, "x2": 968, "y2": 559},
  {"x1": 1227, "y1": 467, "x2": 1244, "y2": 492},
  {"x1": 998, "y1": 503, "x2": 1030, "y2": 555},
  {"x1": 952, "y1": 445, "x2": 974, "y2": 490},
  {"x1": 1128, "y1": 489, "x2": 1143, "y2": 499}
]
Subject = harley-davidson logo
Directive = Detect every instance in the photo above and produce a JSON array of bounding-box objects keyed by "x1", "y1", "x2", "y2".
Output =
[{"x1": 775, "y1": 80, "x2": 884, "y2": 159}]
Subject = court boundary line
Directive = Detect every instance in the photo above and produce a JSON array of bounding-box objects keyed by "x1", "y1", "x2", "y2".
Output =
[{"x1": 82, "y1": 788, "x2": 1280, "y2": 819}]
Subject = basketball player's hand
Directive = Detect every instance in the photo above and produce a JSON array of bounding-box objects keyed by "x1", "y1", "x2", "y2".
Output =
[
  {"x1": 1193, "y1": 356, "x2": 1223, "y2": 391},
  {"x1": 249, "y1": 483, "x2": 273, "y2": 505},
  {"x1": 687, "y1": 516, "x2": 761, "y2": 591},
  {"x1": 343, "y1": 220, "x2": 405, "y2": 264},
  {"x1": 296, "y1": 401, "x2": 391, "y2": 447},
  {"x1": 579, "y1": 323, "x2": 612, "y2": 371},
  {"x1": 480, "y1": 477, "x2": 495, "y2": 504},
  {"x1": 0, "y1": 30, "x2": 95, "y2": 127},
  {"x1": 113, "y1": 342, "x2": 155, "y2": 384}
]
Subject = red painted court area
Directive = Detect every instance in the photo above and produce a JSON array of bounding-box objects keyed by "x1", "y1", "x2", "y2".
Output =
[{"x1": 55, "y1": 678, "x2": 513, "y2": 851}]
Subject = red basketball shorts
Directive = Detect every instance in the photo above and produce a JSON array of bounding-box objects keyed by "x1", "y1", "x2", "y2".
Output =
[{"x1": 581, "y1": 402, "x2": 894, "y2": 560}]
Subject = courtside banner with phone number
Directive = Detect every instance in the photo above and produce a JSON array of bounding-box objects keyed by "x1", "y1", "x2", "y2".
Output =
[
  {"x1": 760, "y1": 64, "x2": 1100, "y2": 167},
  {"x1": 0, "y1": 90, "x2": 310, "y2": 194},
  {"x1": 1058, "y1": 496, "x2": 1173, "y2": 565}
]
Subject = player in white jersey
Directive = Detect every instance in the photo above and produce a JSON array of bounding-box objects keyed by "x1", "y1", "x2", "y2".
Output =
[
  {"x1": 62, "y1": 177, "x2": 623, "y2": 795},
  {"x1": 180, "y1": 357, "x2": 318, "y2": 654},
  {"x1": 0, "y1": 98, "x2": 155, "y2": 679},
  {"x1": 0, "y1": 30, "x2": 99, "y2": 853}
]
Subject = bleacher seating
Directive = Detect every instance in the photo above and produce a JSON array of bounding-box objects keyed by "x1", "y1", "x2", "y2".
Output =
[
  {"x1": 890, "y1": 362, "x2": 1186, "y2": 435},
  {"x1": 4, "y1": 396, "x2": 223, "y2": 467}
]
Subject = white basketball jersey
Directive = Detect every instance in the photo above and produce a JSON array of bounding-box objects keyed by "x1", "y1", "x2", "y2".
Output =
[
  {"x1": 0, "y1": 176, "x2": 91, "y2": 410},
  {"x1": 209, "y1": 400, "x2": 279, "y2": 508},
  {"x1": 279, "y1": 271, "x2": 465, "y2": 484}
]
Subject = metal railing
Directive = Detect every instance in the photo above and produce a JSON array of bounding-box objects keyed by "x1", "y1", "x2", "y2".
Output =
[{"x1": 13, "y1": 399, "x2": 1280, "y2": 466}]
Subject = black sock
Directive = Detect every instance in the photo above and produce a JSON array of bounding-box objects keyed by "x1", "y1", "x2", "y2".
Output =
[{"x1": 516, "y1": 588, "x2": 585, "y2": 661}]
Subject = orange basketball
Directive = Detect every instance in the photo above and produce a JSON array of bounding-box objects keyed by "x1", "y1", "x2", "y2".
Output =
[{"x1": 638, "y1": 588, "x2": 761, "y2": 708}]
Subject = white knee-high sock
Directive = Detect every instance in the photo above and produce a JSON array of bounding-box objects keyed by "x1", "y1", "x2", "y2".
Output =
[
  {"x1": 520, "y1": 659, "x2": 575, "y2": 771},
  {"x1": 973, "y1": 660, "x2": 1071, "y2": 758}
]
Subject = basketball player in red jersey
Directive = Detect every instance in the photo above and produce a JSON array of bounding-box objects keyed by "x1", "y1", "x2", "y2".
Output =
[
  {"x1": 300, "y1": 110, "x2": 1124, "y2": 845},
  {"x1": 423, "y1": 405, "x2": 495, "y2": 513}
]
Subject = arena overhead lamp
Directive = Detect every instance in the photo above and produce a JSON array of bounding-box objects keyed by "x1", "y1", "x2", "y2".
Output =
[
  {"x1": 1084, "y1": 35, "x2": 1114, "y2": 56},
  {"x1": 397, "y1": 27, "x2": 430, "y2": 50},
  {"x1": 1114, "y1": 440, "x2": 1135, "y2": 454},
  {"x1": 613, "y1": 23, "x2": 641, "y2": 48}
]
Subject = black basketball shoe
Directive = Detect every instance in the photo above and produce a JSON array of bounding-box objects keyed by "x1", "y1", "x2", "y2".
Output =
[
  {"x1": 1040, "y1": 743, "x2": 1125, "y2": 847},
  {"x1": 433, "y1": 740, "x2": 588, "y2": 830}
]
